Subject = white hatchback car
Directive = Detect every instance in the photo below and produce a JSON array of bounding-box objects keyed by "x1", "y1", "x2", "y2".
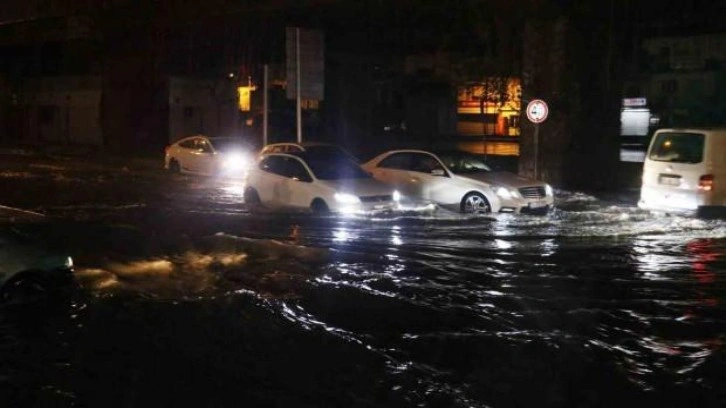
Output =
[
  {"x1": 165, "y1": 135, "x2": 254, "y2": 178},
  {"x1": 362, "y1": 149, "x2": 554, "y2": 214},
  {"x1": 244, "y1": 151, "x2": 401, "y2": 214}
]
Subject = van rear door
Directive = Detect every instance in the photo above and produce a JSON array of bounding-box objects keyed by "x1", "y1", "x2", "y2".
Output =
[{"x1": 640, "y1": 131, "x2": 706, "y2": 210}]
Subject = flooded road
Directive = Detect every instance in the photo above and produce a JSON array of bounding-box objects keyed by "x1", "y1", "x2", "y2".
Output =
[{"x1": 1, "y1": 154, "x2": 725, "y2": 407}]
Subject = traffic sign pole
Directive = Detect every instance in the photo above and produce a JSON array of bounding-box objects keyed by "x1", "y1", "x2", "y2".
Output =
[
  {"x1": 525, "y1": 99, "x2": 549, "y2": 180},
  {"x1": 534, "y1": 124, "x2": 539, "y2": 180}
]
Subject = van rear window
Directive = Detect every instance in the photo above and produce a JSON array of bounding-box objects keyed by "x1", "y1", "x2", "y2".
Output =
[{"x1": 649, "y1": 132, "x2": 705, "y2": 163}]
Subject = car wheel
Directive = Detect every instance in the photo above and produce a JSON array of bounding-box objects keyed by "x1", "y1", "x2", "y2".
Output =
[
  {"x1": 169, "y1": 159, "x2": 181, "y2": 173},
  {"x1": 310, "y1": 198, "x2": 330, "y2": 214},
  {"x1": 461, "y1": 192, "x2": 491, "y2": 214},
  {"x1": 244, "y1": 187, "x2": 261, "y2": 205}
]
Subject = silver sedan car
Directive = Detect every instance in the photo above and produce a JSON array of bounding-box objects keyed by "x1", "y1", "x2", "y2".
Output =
[{"x1": 362, "y1": 149, "x2": 554, "y2": 214}]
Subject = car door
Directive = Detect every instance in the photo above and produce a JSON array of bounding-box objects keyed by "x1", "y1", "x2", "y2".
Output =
[
  {"x1": 256, "y1": 156, "x2": 288, "y2": 206},
  {"x1": 182, "y1": 138, "x2": 205, "y2": 173},
  {"x1": 255, "y1": 155, "x2": 314, "y2": 209},
  {"x1": 175, "y1": 138, "x2": 197, "y2": 171},
  {"x1": 195, "y1": 139, "x2": 217, "y2": 175},
  {"x1": 281, "y1": 157, "x2": 316, "y2": 209},
  {"x1": 404, "y1": 153, "x2": 453, "y2": 202},
  {"x1": 369, "y1": 152, "x2": 417, "y2": 196}
]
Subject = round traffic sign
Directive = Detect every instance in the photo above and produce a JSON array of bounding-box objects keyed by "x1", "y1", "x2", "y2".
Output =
[{"x1": 526, "y1": 99, "x2": 549, "y2": 123}]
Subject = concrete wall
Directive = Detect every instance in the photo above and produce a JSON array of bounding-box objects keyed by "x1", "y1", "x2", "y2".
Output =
[
  {"x1": 168, "y1": 77, "x2": 239, "y2": 143},
  {"x1": 20, "y1": 76, "x2": 102, "y2": 145},
  {"x1": 643, "y1": 34, "x2": 726, "y2": 71}
]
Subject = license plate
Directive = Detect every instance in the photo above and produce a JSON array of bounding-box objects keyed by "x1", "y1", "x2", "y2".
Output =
[
  {"x1": 528, "y1": 201, "x2": 547, "y2": 209},
  {"x1": 658, "y1": 174, "x2": 681, "y2": 186}
]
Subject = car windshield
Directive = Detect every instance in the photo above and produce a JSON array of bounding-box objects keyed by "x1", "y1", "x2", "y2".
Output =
[
  {"x1": 435, "y1": 152, "x2": 491, "y2": 174},
  {"x1": 302, "y1": 153, "x2": 370, "y2": 180},
  {"x1": 648, "y1": 132, "x2": 705, "y2": 163},
  {"x1": 209, "y1": 138, "x2": 249, "y2": 152}
]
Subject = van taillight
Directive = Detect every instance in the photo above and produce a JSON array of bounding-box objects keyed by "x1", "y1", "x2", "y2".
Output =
[{"x1": 698, "y1": 174, "x2": 714, "y2": 191}]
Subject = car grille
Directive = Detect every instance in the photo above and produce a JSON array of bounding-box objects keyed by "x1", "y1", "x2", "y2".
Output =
[
  {"x1": 359, "y1": 195, "x2": 393, "y2": 203},
  {"x1": 519, "y1": 186, "x2": 546, "y2": 199}
]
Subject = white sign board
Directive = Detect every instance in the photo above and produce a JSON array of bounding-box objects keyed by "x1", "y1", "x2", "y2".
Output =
[
  {"x1": 526, "y1": 99, "x2": 548, "y2": 124},
  {"x1": 286, "y1": 27, "x2": 325, "y2": 101},
  {"x1": 623, "y1": 97, "x2": 647, "y2": 107}
]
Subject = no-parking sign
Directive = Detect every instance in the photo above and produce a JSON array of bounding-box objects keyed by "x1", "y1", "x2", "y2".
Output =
[{"x1": 526, "y1": 99, "x2": 549, "y2": 124}]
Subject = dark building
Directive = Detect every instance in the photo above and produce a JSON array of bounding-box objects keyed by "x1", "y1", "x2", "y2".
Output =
[
  {"x1": 3, "y1": 0, "x2": 725, "y2": 187},
  {"x1": 0, "y1": 0, "x2": 527, "y2": 157}
]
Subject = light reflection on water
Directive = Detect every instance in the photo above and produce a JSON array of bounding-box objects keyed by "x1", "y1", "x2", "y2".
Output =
[{"x1": 3, "y1": 196, "x2": 726, "y2": 407}]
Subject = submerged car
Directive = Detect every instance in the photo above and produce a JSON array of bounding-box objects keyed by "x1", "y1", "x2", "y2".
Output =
[
  {"x1": 0, "y1": 232, "x2": 74, "y2": 303},
  {"x1": 639, "y1": 127, "x2": 726, "y2": 216},
  {"x1": 164, "y1": 135, "x2": 254, "y2": 177},
  {"x1": 244, "y1": 151, "x2": 401, "y2": 214},
  {"x1": 362, "y1": 149, "x2": 554, "y2": 214}
]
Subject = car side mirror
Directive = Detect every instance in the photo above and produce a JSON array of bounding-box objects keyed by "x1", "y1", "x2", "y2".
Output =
[{"x1": 431, "y1": 169, "x2": 446, "y2": 177}]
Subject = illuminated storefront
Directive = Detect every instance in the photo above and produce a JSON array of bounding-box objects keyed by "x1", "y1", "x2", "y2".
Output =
[{"x1": 456, "y1": 77, "x2": 521, "y2": 156}]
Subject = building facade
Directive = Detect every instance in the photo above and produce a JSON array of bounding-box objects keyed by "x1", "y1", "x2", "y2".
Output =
[{"x1": 623, "y1": 33, "x2": 726, "y2": 135}]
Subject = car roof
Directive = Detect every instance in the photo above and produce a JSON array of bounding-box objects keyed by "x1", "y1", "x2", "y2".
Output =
[
  {"x1": 375, "y1": 149, "x2": 486, "y2": 157},
  {"x1": 263, "y1": 141, "x2": 342, "y2": 148},
  {"x1": 376, "y1": 149, "x2": 438, "y2": 156},
  {"x1": 655, "y1": 127, "x2": 726, "y2": 135},
  {"x1": 175, "y1": 135, "x2": 235, "y2": 142},
  {"x1": 262, "y1": 150, "x2": 355, "y2": 162},
  {"x1": 207, "y1": 136, "x2": 243, "y2": 141}
]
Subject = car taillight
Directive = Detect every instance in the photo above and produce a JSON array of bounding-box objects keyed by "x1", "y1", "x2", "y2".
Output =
[{"x1": 698, "y1": 174, "x2": 714, "y2": 191}]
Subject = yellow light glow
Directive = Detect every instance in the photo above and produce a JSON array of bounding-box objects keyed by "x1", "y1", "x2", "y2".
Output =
[
  {"x1": 456, "y1": 141, "x2": 520, "y2": 156},
  {"x1": 238, "y1": 86, "x2": 256, "y2": 112}
]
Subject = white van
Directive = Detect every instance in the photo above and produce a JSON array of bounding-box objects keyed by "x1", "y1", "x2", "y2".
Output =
[{"x1": 639, "y1": 127, "x2": 726, "y2": 215}]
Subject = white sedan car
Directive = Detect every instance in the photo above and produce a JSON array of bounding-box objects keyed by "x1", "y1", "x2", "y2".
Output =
[
  {"x1": 244, "y1": 151, "x2": 401, "y2": 214},
  {"x1": 362, "y1": 149, "x2": 554, "y2": 214},
  {"x1": 164, "y1": 135, "x2": 254, "y2": 178}
]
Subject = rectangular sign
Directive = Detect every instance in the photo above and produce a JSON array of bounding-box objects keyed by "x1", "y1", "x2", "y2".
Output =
[
  {"x1": 286, "y1": 27, "x2": 325, "y2": 101},
  {"x1": 237, "y1": 86, "x2": 254, "y2": 112},
  {"x1": 623, "y1": 97, "x2": 647, "y2": 107}
]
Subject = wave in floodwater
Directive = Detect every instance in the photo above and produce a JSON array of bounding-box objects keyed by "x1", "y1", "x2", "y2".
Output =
[{"x1": 4, "y1": 192, "x2": 726, "y2": 407}]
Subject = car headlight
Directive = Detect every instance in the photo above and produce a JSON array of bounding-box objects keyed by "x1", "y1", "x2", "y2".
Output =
[
  {"x1": 495, "y1": 187, "x2": 513, "y2": 199},
  {"x1": 334, "y1": 193, "x2": 361, "y2": 204},
  {"x1": 392, "y1": 190, "x2": 401, "y2": 202},
  {"x1": 222, "y1": 153, "x2": 249, "y2": 172},
  {"x1": 545, "y1": 184, "x2": 553, "y2": 196}
]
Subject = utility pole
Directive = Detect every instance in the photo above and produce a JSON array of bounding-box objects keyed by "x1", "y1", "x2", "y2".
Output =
[
  {"x1": 296, "y1": 27, "x2": 302, "y2": 143},
  {"x1": 263, "y1": 64, "x2": 268, "y2": 146}
]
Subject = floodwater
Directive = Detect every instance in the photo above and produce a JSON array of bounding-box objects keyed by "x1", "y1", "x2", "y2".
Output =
[{"x1": 1, "y1": 158, "x2": 726, "y2": 407}]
